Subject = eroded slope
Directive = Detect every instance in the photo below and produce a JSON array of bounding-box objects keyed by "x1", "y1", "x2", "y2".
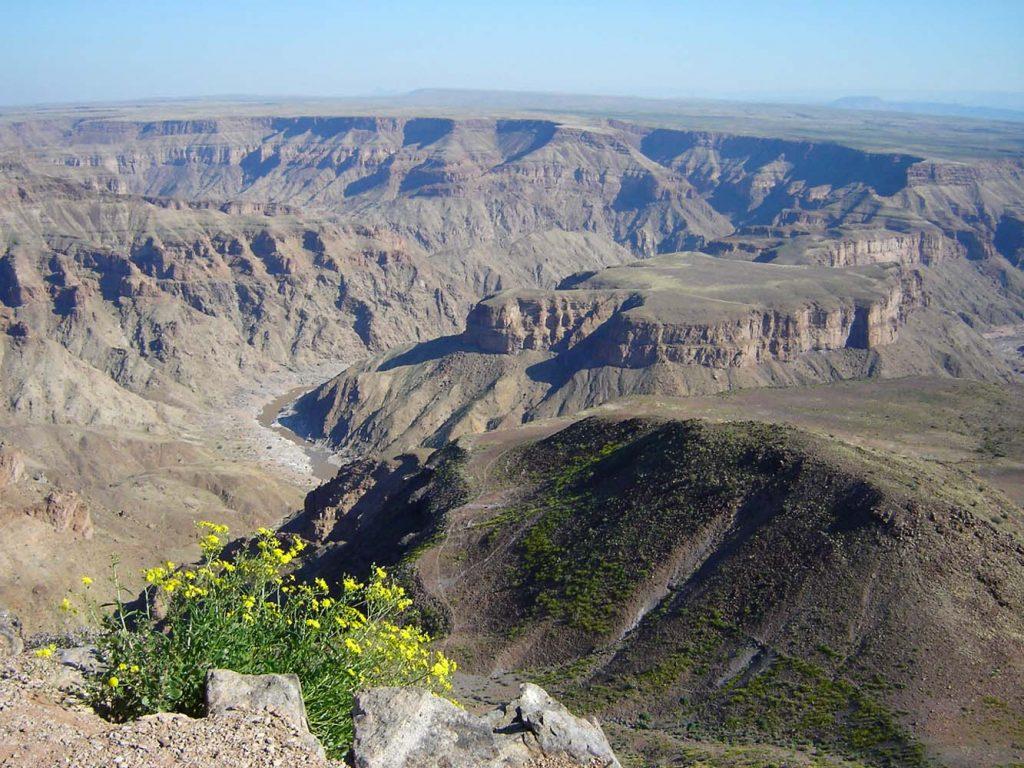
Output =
[{"x1": 284, "y1": 415, "x2": 1024, "y2": 768}]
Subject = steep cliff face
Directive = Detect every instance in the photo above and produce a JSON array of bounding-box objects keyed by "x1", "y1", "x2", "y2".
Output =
[
  {"x1": 779, "y1": 229, "x2": 959, "y2": 267},
  {"x1": 0, "y1": 166, "x2": 469, "y2": 417},
  {"x1": 463, "y1": 292, "x2": 632, "y2": 354},
  {"x1": 5, "y1": 116, "x2": 1023, "y2": 276},
  {"x1": 995, "y1": 212, "x2": 1024, "y2": 268}
]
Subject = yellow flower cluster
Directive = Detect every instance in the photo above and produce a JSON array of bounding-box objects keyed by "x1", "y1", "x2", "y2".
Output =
[
  {"x1": 256, "y1": 531, "x2": 306, "y2": 568},
  {"x1": 197, "y1": 522, "x2": 228, "y2": 551},
  {"x1": 366, "y1": 567, "x2": 414, "y2": 611},
  {"x1": 33, "y1": 644, "x2": 56, "y2": 659},
  {"x1": 430, "y1": 653, "x2": 457, "y2": 683},
  {"x1": 83, "y1": 518, "x2": 458, "y2": 751}
]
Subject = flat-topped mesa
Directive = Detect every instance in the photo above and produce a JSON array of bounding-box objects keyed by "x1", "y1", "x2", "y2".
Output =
[
  {"x1": 462, "y1": 253, "x2": 921, "y2": 369},
  {"x1": 287, "y1": 252, "x2": 1014, "y2": 458},
  {"x1": 587, "y1": 282, "x2": 913, "y2": 369}
]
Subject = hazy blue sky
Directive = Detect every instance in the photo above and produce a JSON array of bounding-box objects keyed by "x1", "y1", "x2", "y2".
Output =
[{"x1": 2, "y1": 0, "x2": 1022, "y2": 107}]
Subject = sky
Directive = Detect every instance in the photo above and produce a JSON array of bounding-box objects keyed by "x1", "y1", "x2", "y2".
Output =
[{"x1": 1, "y1": 0, "x2": 1022, "y2": 107}]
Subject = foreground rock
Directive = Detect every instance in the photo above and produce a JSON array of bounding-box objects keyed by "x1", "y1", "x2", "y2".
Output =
[
  {"x1": 352, "y1": 684, "x2": 620, "y2": 768},
  {"x1": 57, "y1": 645, "x2": 103, "y2": 674},
  {"x1": 491, "y1": 684, "x2": 620, "y2": 767},
  {"x1": 206, "y1": 668, "x2": 325, "y2": 758}
]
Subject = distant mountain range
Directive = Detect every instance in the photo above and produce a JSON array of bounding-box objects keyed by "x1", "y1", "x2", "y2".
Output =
[{"x1": 832, "y1": 95, "x2": 1024, "y2": 122}]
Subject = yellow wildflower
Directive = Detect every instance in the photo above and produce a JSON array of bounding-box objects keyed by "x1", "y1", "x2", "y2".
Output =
[
  {"x1": 80, "y1": 576, "x2": 93, "y2": 587},
  {"x1": 197, "y1": 521, "x2": 229, "y2": 535},
  {"x1": 430, "y1": 653, "x2": 456, "y2": 679},
  {"x1": 107, "y1": 676, "x2": 119, "y2": 688},
  {"x1": 33, "y1": 644, "x2": 56, "y2": 659},
  {"x1": 305, "y1": 618, "x2": 321, "y2": 630}
]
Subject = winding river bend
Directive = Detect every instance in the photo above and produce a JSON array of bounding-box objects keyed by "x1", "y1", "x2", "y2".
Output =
[{"x1": 257, "y1": 385, "x2": 340, "y2": 483}]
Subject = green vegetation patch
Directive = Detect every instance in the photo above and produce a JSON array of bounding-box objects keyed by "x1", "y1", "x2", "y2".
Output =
[
  {"x1": 710, "y1": 654, "x2": 926, "y2": 768},
  {"x1": 553, "y1": 607, "x2": 923, "y2": 768},
  {"x1": 510, "y1": 418, "x2": 802, "y2": 633}
]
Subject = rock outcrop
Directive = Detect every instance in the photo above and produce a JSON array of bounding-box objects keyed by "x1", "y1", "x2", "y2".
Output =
[
  {"x1": 492, "y1": 684, "x2": 621, "y2": 768},
  {"x1": 351, "y1": 684, "x2": 620, "y2": 768},
  {"x1": 29, "y1": 490, "x2": 93, "y2": 539},
  {"x1": 0, "y1": 444, "x2": 25, "y2": 487},
  {"x1": 205, "y1": 669, "x2": 324, "y2": 758},
  {"x1": 281, "y1": 455, "x2": 427, "y2": 547},
  {"x1": 0, "y1": 610, "x2": 23, "y2": 657}
]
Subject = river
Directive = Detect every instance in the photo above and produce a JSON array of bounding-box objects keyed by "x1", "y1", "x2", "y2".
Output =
[{"x1": 257, "y1": 384, "x2": 341, "y2": 483}]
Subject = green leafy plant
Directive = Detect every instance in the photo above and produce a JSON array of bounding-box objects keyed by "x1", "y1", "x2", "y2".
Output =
[{"x1": 68, "y1": 522, "x2": 456, "y2": 758}]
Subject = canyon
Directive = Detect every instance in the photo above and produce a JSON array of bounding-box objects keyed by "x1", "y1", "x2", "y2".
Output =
[
  {"x1": 1, "y1": 110, "x2": 1023, "y2": 613},
  {"x1": 0, "y1": 99, "x2": 1023, "y2": 767}
]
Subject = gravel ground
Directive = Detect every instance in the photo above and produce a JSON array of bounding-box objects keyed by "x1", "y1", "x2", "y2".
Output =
[
  {"x1": 0, "y1": 656, "x2": 603, "y2": 768},
  {"x1": 0, "y1": 656, "x2": 339, "y2": 767}
]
